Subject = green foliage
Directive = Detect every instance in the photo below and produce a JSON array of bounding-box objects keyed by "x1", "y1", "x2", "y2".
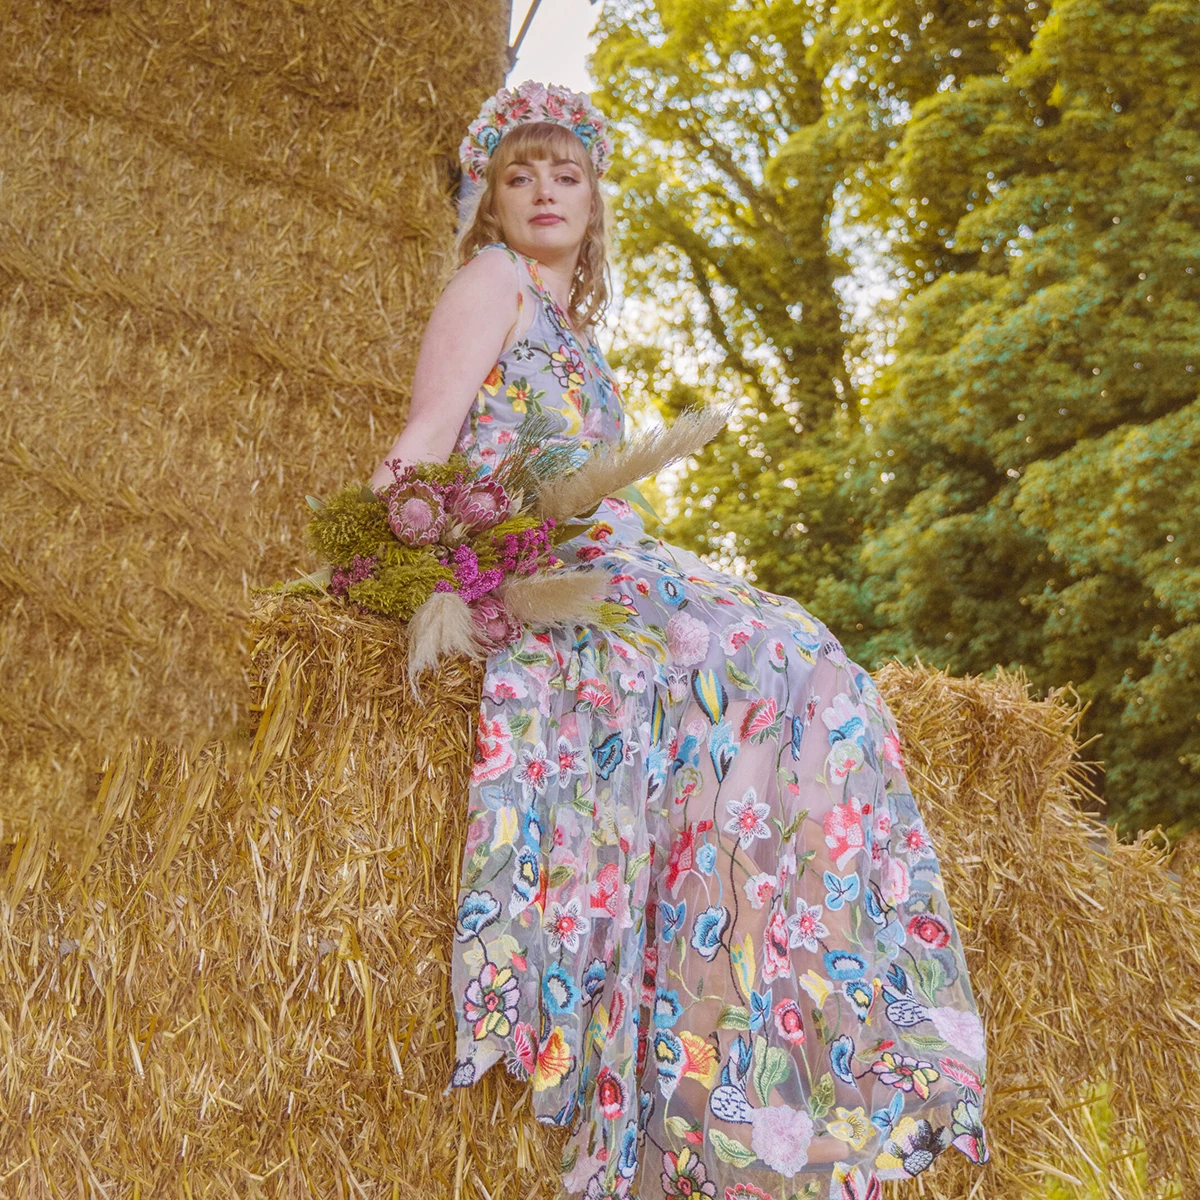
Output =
[
  {"x1": 305, "y1": 482, "x2": 391, "y2": 565},
  {"x1": 594, "y1": 0, "x2": 1200, "y2": 836},
  {"x1": 854, "y1": 0, "x2": 1200, "y2": 837}
]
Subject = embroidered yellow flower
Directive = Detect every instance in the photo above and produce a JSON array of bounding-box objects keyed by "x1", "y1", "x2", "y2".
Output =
[
  {"x1": 827, "y1": 1106, "x2": 872, "y2": 1150},
  {"x1": 679, "y1": 1030, "x2": 719, "y2": 1088},
  {"x1": 798, "y1": 970, "x2": 832, "y2": 1008},
  {"x1": 533, "y1": 1025, "x2": 572, "y2": 1091}
]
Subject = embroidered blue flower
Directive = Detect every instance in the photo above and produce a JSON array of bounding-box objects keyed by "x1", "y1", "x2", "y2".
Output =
[
  {"x1": 455, "y1": 889, "x2": 501, "y2": 941},
  {"x1": 593, "y1": 732, "x2": 624, "y2": 780},
  {"x1": 654, "y1": 987, "x2": 684, "y2": 1028},
  {"x1": 830, "y1": 1033, "x2": 857, "y2": 1084},
  {"x1": 543, "y1": 962, "x2": 581, "y2": 1014},
  {"x1": 824, "y1": 949, "x2": 868, "y2": 980},
  {"x1": 695, "y1": 841, "x2": 718, "y2": 874},
  {"x1": 618, "y1": 1124, "x2": 639, "y2": 1177},
  {"x1": 691, "y1": 905, "x2": 729, "y2": 962},
  {"x1": 657, "y1": 577, "x2": 685, "y2": 605},
  {"x1": 582, "y1": 957, "x2": 608, "y2": 998},
  {"x1": 844, "y1": 978, "x2": 874, "y2": 1020},
  {"x1": 708, "y1": 719, "x2": 738, "y2": 783}
]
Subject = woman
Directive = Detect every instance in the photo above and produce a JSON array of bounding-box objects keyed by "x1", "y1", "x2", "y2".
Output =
[{"x1": 371, "y1": 81, "x2": 990, "y2": 1200}]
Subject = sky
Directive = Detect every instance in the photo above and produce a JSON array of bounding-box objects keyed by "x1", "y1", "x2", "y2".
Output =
[{"x1": 507, "y1": 0, "x2": 597, "y2": 93}]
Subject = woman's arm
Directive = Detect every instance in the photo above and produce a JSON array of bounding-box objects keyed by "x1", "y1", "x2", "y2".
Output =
[{"x1": 367, "y1": 248, "x2": 521, "y2": 492}]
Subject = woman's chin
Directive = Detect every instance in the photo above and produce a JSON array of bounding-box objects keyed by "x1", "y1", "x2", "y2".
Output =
[{"x1": 509, "y1": 226, "x2": 583, "y2": 259}]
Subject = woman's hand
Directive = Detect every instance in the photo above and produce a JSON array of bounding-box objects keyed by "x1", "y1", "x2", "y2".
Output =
[{"x1": 368, "y1": 248, "x2": 521, "y2": 492}]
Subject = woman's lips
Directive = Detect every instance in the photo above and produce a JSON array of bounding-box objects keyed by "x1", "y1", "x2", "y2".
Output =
[{"x1": 530, "y1": 214, "x2": 564, "y2": 225}]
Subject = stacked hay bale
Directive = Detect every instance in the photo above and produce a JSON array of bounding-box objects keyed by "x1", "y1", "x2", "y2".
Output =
[
  {"x1": 1, "y1": 594, "x2": 1196, "y2": 1197},
  {"x1": 0, "y1": 0, "x2": 510, "y2": 846}
]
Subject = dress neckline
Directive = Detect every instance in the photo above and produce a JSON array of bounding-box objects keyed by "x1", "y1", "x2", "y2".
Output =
[{"x1": 503, "y1": 245, "x2": 591, "y2": 345}]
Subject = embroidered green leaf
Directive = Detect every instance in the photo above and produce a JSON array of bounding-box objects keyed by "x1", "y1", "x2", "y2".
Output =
[
  {"x1": 507, "y1": 713, "x2": 533, "y2": 738},
  {"x1": 916, "y1": 956, "x2": 947, "y2": 1002},
  {"x1": 725, "y1": 660, "x2": 755, "y2": 690},
  {"x1": 778, "y1": 807, "x2": 810, "y2": 842},
  {"x1": 809, "y1": 1071, "x2": 836, "y2": 1119},
  {"x1": 512, "y1": 649, "x2": 554, "y2": 667},
  {"x1": 751, "y1": 1035, "x2": 792, "y2": 1103},
  {"x1": 624, "y1": 851, "x2": 650, "y2": 883},
  {"x1": 812, "y1": 1007, "x2": 833, "y2": 1046},
  {"x1": 664, "y1": 1115, "x2": 699, "y2": 1140},
  {"x1": 717, "y1": 1005, "x2": 751, "y2": 1030},
  {"x1": 786, "y1": 1182, "x2": 822, "y2": 1199},
  {"x1": 903, "y1": 1033, "x2": 950, "y2": 1052},
  {"x1": 548, "y1": 864, "x2": 575, "y2": 888},
  {"x1": 708, "y1": 1129, "x2": 756, "y2": 1168},
  {"x1": 849, "y1": 899, "x2": 863, "y2": 941}
]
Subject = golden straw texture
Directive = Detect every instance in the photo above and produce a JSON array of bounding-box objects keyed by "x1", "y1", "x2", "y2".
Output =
[
  {"x1": 0, "y1": 0, "x2": 510, "y2": 850},
  {"x1": 0, "y1": 603, "x2": 1194, "y2": 1197}
]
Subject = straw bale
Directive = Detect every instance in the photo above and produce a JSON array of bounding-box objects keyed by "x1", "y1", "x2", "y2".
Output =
[
  {"x1": 0, "y1": 0, "x2": 511, "y2": 845},
  {"x1": 0, "y1": 604, "x2": 1195, "y2": 1197}
]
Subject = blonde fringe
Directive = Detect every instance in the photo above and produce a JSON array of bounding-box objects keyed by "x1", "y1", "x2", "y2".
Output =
[{"x1": 536, "y1": 403, "x2": 733, "y2": 524}]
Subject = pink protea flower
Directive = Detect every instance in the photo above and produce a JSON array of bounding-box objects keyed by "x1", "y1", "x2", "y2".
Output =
[
  {"x1": 445, "y1": 477, "x2": 511, "y2": 535},
  {"x1": 387, "y1": 480, "x2": 446, "y2": 546},
  {"x1": 470, "y1": 595, "x2": 523, "y2": 651}
]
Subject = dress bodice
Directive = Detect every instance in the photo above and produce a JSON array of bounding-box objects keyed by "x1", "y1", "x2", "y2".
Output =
[{"x1": 451, "y1": 243, "x2": 626, "y2": 475}]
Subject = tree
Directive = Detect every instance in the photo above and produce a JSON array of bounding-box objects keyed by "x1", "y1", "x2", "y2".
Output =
[
  {"x1": 851, "y1": 0, "x2": 1200, "y2": 836},
  {"x1": 590, "y1": 0, "x2": 863, "y2": 606}
]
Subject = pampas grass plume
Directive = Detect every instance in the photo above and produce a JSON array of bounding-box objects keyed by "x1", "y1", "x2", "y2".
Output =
[
  {"x1": 500, "y1": 568, "x2": 608, "y2": 627},
  {"x1": 535, "y1": 403, "x2": 733, "y2": 523},
  {"x1": 406, "y1": 591, "x2": 482, "y2": 696}
]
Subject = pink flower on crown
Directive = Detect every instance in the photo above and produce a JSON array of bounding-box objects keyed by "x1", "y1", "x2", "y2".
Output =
[{"x1": 460, "y1": 80, "x2": 612, "y2": 184}]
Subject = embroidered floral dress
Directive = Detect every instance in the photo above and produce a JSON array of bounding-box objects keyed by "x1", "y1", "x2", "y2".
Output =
[{"x1": 444, "y1": 243, "x2": 991, "y2": 1200}]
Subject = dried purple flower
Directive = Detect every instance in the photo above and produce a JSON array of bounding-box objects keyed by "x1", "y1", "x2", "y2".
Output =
[
  {"x1": 443, "y1": 478, "x2": 511, "y2": 536},
  {"x1": 387, "y1": 480, "x2": 447, "y2": 547},
  {"x1": 470, "y1": 595, "x2": 523, "y2": 651}
]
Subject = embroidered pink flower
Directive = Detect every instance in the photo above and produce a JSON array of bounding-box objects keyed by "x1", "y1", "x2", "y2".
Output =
[
  {"x1": 515, "y1": 741, "x2": 559, "y2": 799},
  {"x1": 545, "y1": 896, "x2": 590, "y2": 953},
  {"x1": 666, "y1": 612, "x2": 710, "y2": 666},
  {"x1": 472, "y1": 714, "x2": 515, "y2": 783},
  {"x1": 939, "y1": 1057, "x2": 983, "y2": 1092},
  {"x1": 787, "y1": 899, "x2": 829, "y2": 953},
  {"x1": 773, "y1": 999, "x2": 807, "y2": 1045},
  {"x1": 589, "y1": 861, "x2": 620, "y2": 917},
  {"x1": 908, "y1": 912, "x2": 953, "y2": 948},
  {"x1": 880, "y1": 855, "x2": 911, "y2": 905},
  {"x1": 739, "y1": 697, "x2": 778, "y2": 741},
  {"x1": 744, "y1": 871, "x2": 778, "y2": 910},
  {"x1": 723, "y1": 786, "x2": 772, "y2": 849},
  {"x1": 927, "y1": 1007, "x2": 986, "y2": 1059},
  {"x1": 750, "y1": 1104, "x2": 813, "y2": 1176},
  {"x1": 595, "y1": 1066, "x2": 627, "y2": 1120},
  {"x1": 720, "y1": 621, "x2": 756, "y2": 654},
  {"x1": 762, "y1": 908, "x2": 792, "y2": 982},
  {"x1": 883, "y1": 728, "x2": 905, "y2": 767},
  {"x1": 665, "y1": 824, "x2": 697, "y2": 895},
  {"x1": 824, "y1": 799, "x2": 866, "y2": 871}
]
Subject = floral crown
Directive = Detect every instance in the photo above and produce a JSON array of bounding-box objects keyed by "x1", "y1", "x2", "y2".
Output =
[{"x1": 459, "y1": 79, "x2": 612, "y2": 185}]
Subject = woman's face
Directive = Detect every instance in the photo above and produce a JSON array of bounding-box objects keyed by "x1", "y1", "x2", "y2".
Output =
[{"x1": 492, "y1": 152, "x2": 593, "y2": 262}]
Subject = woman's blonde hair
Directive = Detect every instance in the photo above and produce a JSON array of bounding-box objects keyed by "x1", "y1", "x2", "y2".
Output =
[{"x1": 455, "y1": 121, "x2": 612, "y2": 332}]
